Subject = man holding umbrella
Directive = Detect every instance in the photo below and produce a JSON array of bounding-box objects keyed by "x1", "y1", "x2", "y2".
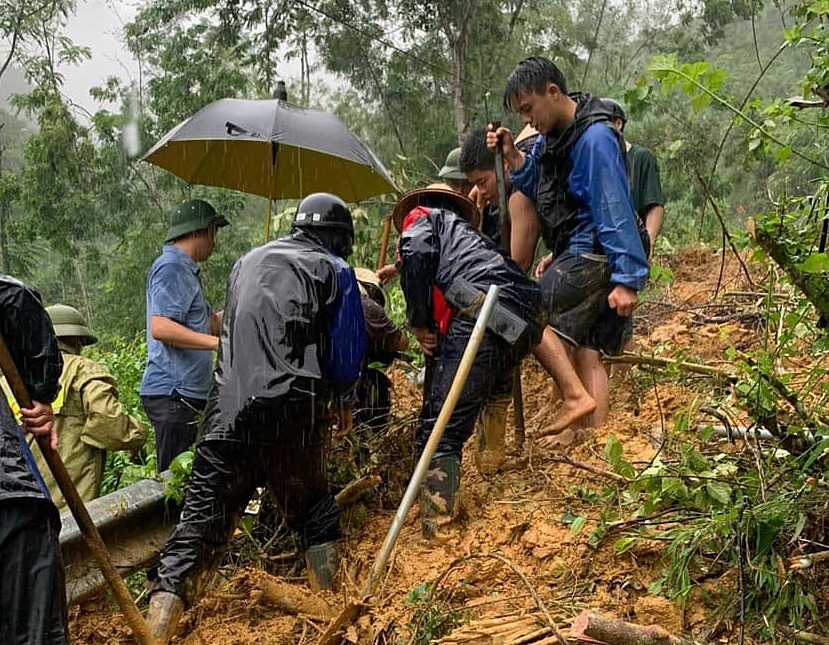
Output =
[{"x1": 140, "y1": 199, "x2": 229, "y2": 473}]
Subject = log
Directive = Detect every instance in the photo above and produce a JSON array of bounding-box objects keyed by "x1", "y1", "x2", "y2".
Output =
[
  {"x1": 334, "y1": 475, "x2": 382, "y2": 507},
  {"x1": 570, "y1": 610, "x2": 701, "y2": 645},
  {"x1": 251, "y1": 571, "x2": 334, "y2": 620},
  {"x1": 749, "y1": 217, "x2": 829, "y2": 323}
]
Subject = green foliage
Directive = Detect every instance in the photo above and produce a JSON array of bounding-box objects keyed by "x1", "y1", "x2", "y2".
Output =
[{"x1": 405, "y1": 581, "x2": 466, "y2": 644}]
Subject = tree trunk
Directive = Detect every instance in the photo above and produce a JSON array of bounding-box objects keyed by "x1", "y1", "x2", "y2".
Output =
[
  {"x1": 0, "y1": 197, "x2": 9, "y2": 274},
  {"x1": 750, "y1": 218, "x2": 829, "y2": 322},
  {"x1": 440, "y1": 0, "x2": 477, "y2": 144}
]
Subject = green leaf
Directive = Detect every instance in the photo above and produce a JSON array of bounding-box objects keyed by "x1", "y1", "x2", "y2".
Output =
[
  {"x1": 605, "y1": 434, "x2": 623, "y2": 464},
  {"x1": 705, "y1": 481, "x2": 732, "y2": 505},
  {"x1": 570, "y1": 514, "x2": 588, "y2": 533},
  {"x1": 615, "y1": 536, "x2": 637, "y2": 552},
  {"x1": 773, "y1": 145, "x2": 792, "y2": 165},
  {"x1": 798, "y1": 253, "x2": 829, "y2": 273}
]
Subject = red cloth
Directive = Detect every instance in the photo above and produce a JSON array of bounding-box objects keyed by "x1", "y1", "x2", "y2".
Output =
[{"x1": 400, "y1": 206, "x2": 454, "y2": 334}]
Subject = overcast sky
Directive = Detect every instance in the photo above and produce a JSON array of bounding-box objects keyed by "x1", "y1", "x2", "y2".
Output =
[
  {"x1": 62, "y1": 0, "x2": 140, "y2": 114},
  {"x1": 62, "y1": 0, "x2": 308, "y2": 116}
]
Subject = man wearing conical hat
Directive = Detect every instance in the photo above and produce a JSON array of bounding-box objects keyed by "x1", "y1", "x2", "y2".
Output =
[{"x1": 391, "y1": 184, "x2": 595, "y2": 540}]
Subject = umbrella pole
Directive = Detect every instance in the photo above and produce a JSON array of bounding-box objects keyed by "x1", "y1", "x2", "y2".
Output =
[
  {"x1": 264, "y1": 198, "x2": 273, "y2": 243},
  {"x1": 377, "y1": 215, "x2": 392, "y2": 271}
]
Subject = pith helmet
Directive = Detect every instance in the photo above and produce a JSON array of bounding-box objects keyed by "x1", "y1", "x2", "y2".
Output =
[
  {"x1": 46, "y1": 304, "x2": 97, "y2": 345},
  {"x1": 438, "y1": 148, "x2": 465, "y2": 181},
  {"x1": 392, "y1": 183, "x2": 480, "y2": 233},
  {"x1": 165, "y1": 199, "x2": 229, "y2": 243}
]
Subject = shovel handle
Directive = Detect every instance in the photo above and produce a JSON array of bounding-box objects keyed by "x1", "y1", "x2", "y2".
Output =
[
  {"x1": 361, "y1": 285, "x2": 501, "y2": 600},
  {"x1": 377, "y1": 215, "x2": 392, "y2": 271},
  {"x1": 0, "y1": 331, "x2": 159, "y2": 645}
]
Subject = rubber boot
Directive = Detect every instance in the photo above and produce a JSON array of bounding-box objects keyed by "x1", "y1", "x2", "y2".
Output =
[
  {"x1": 420, "y1": 454, "x2": 461, "y2": 540},
  {"x1": 476, "y1": 397, "x2": 509, "y2": 475},
  {"x1": 305, "y1": 541, "x2": 339, "y2": 591},
  {"x1": 146, "y1": 590, "x2": 185, "y2": 644}
]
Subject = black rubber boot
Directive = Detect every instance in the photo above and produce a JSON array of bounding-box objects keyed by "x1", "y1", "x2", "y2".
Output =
[{"x1": 305, "y1": 541, "x2": 339, "y2": 591}]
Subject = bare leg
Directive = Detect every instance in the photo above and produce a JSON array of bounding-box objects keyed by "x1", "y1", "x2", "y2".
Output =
[
  {"x1": 574, "y1": 347, "x2": 609, "y2": 428},
  {"x1": 531, "y1": 327, "x2": 596, "y2": 434}
]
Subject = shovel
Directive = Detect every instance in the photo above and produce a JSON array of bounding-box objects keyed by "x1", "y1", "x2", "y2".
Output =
[
  {"x1": 0, "y1": 331, "x2": 159, "y2": 645},
  {"x1": 316, "y1": 285, "x2": 501, "y2": 645}
]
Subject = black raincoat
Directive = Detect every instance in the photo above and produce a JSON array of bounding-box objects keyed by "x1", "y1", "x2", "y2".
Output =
[
  {"x1": 0, "y1": 276, "x2": 62, "y2": 502},
  {"x1": 398, "y1": 208, "x2": 544, "y2": 332},
  {"x1": 200, "y1": 230, "x2": 366, "y2": 444},
  {"x1": 0, "y1": 276, "x2": 67, "y2": 644},
  {"x1": 153, "y1": 232, "x2": 366, "y2": 606},
  {"x1": 397, "y1": 209, "x2": 543, "y2": 457}
]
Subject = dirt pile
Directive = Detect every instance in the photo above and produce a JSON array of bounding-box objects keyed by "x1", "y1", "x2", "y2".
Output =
[{"x1": 70, "y1": 246, "x2": 820, "y2": 644}]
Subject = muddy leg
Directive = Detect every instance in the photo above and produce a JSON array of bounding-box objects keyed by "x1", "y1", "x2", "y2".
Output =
[{"x1": 531, "y1": 327, "x2": 596, "y2": 434}]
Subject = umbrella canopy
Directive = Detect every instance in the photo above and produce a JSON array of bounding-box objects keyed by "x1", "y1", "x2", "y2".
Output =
[{"x1": 142, "y1": 98, "x2": 397, "y2": 203}]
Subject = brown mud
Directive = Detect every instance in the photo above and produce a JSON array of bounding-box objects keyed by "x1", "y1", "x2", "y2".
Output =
[{"x1": 69, "y1": 246, "x2": 826, "y2": 644}]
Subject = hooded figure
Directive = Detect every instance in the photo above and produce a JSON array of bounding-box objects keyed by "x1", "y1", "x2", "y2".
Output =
[{"x1": 146, "y1": 193, "x2": 366, "y2": 644}]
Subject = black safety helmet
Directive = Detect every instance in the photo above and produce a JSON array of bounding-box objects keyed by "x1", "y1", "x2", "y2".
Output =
[
  {"x1": 292, "y1": 192, "x2": 355, "y2": 259},
  {"x1": 603, "y1": 98, "x2": 627, "y2": 130}
]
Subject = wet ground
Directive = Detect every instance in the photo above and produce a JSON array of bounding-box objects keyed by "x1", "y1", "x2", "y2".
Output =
[{"x1": 69, "y1": 246, "x2": 827, "y2": 644}]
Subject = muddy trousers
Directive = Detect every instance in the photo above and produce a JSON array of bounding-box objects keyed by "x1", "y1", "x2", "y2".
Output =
[
  {"x1": 415, "y1": 317, "x2": 519, "y2": 458},
  {"x1": 153, "y1": 437, "x2": 340, "y2": 607},
  {"x1": 0, "y1": 499, "x2": 67, "y2": 645}
]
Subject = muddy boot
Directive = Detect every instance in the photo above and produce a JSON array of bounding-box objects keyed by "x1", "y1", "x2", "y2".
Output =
[
  {"x1": 420, "y1": 454, "x2": 461, "y2": 540},
  {"x1": 305, "y1": 541, "x2": 339, "y2": 591},
  {"x1": 476, "y1": 397, "x2": 509, "y2": 475},
  {"x1": 146, "y1": 590, "x2": 185, "y2": 644}
]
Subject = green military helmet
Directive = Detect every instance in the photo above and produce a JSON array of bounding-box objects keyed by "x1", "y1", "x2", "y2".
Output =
[
  {"x1": 46, "y1": 304, "x2": 97, "y2": 345},
  {"x1": 164, "y1": 199, "x2": 230, "y2": 243},
  {"x1": 438, "y1": 147, "x2": 465, "y2": 181}
]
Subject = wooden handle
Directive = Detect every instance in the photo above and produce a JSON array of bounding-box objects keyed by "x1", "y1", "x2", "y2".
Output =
[
  {"x1": 377, "y1": 215, "x2": 392, "y2": 271},
  {"x1": 0, "y1": 331, "x2": 159, "y2": 645},
  {"x1": 361, "y1": 285, "x2": 501, "y2": 600}
]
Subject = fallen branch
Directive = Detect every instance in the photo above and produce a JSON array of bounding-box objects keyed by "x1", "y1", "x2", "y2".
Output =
[
  {"x1": 249, "y1": 571, "x2": 334, "y2": 621},
  {"x1": 601, "y1": 353, "x2": 735, "y2": 380},
  {"x1": 548, "y1": 455, "x2": 628, "y2": 485},
  {"x1": 334, "y1": 475, "x2": 382, "y2": 507},
  {"x1": 779, "y1": 625, "x2": 829, "y2": 645},
  {"x1": 789, "y1": 550, "x2": 829, "y2": 571},
  {"x1": 571, "y1": 610, "x2": 703, "y2": 645}
]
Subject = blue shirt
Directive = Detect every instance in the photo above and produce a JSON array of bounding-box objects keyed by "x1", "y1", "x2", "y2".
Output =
[
  {"x1": 140, "y1": 245, "x2": 214, "y2": 399},
  {"x1": 511, "y1": 127, "x2": 649, "y2": 291}
]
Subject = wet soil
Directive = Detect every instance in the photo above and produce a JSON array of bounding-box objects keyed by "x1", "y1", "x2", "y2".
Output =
[{"x1": 69, "y1": 246, "x2": 826, "y2": 644}]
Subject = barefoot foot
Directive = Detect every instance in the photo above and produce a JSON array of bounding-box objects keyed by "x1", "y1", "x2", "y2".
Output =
[{"x1": 545, "y1": 394, "x2": 596, "y2": 433}]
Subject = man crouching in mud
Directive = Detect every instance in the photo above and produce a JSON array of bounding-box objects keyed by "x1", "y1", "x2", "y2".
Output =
[{"x1": 392, "y1": 184, "x2": 595, "y2": 540}]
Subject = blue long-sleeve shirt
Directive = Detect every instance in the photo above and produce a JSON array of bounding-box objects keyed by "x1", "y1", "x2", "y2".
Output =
[{"x1": 511, "y1": 127, "x2": 649, "y2": 291}]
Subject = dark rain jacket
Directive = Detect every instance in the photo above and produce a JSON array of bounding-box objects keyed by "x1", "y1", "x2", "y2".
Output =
[
  {"x1": 200, "y1": 230, "x2": 366, "y2": 444},
  {"x1": 0, "y1": 276, "x2": 62, "y2": 504},
  {"x1": 397, "y1": 208, "x2": 544, "y2": 332},
  {"x1": 532, "y1": 93, "x2": 649, "y2": 259}
]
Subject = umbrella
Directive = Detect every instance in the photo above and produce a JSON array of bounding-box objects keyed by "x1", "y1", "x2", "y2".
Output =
[{"x1": 143, "y1": 98, "x2": 398, "y2": 238}]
